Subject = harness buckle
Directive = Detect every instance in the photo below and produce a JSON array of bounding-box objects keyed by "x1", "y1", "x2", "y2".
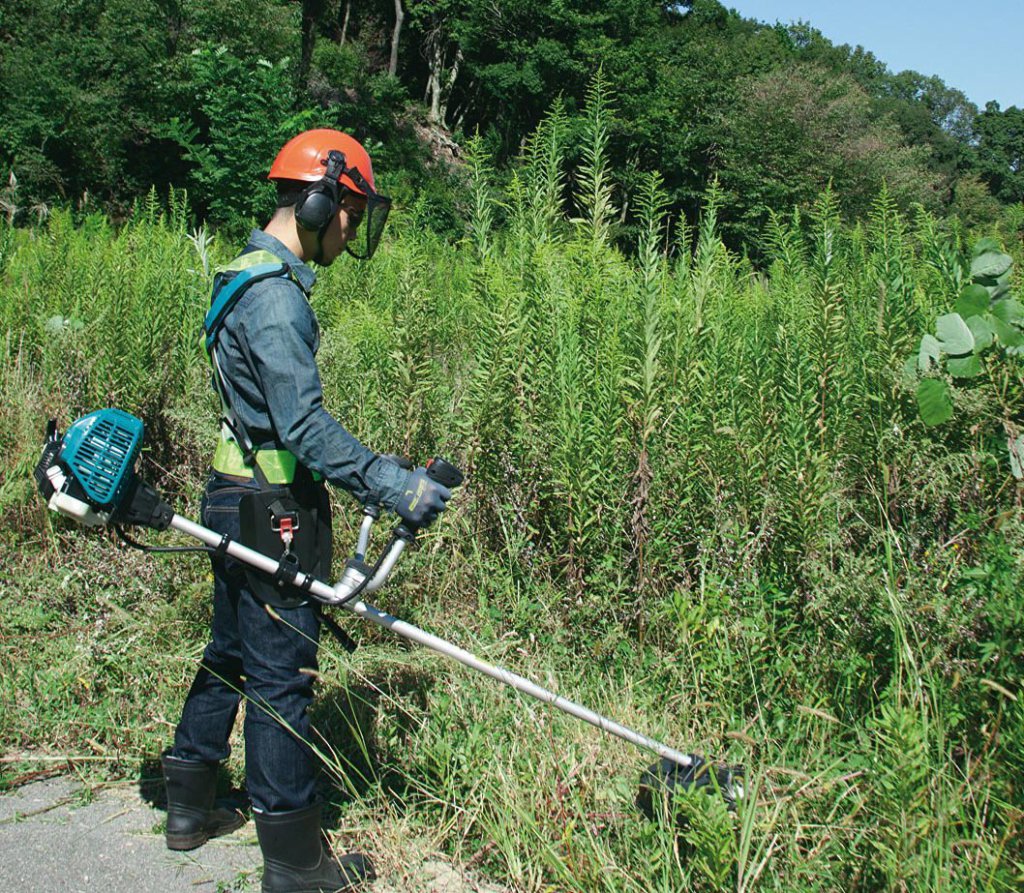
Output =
[
  {"x1": 274, "y1": 514, "x2": 297, "y2": 534},
  {"x1": 271, "y1": 511, "x2": 300, "y2": 553}
]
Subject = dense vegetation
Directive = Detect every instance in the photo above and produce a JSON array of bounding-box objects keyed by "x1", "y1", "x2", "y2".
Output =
[
  {"x1": 2, "y1": 0, "x2": 1023, "y2": 250},
  {"x1": 2, "y1": 81, "x2": 1023, "y2": 888},
  {"x1": 2, "y1": 0, "x2": 1023, "y2": 888}
]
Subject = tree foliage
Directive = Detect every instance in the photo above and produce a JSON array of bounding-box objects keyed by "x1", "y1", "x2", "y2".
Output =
[
  {"x1": 717, "y1": 64, "x2": 940, "y2": 244},
  {"x1": 0, "y1": 0, "x2": 1017, "y2": 245},
  {"x1": 975, "y1": 102, "x2": 1024, "y2": 205}
]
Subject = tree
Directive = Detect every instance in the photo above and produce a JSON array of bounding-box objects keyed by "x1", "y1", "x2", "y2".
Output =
[
  {"x1": 406, "y1": 0, "x2": 467, "y2": 126},
  {"x1": 412, "y1": 0, "x2": 669, "y2": 152},
  {"x1": 871, "y1": 70, "x2": 977, "y2": 196},
  {"x1": 0, "y1": 0, "x2": 298, "y2": 209},
  {"x1": 716, "y1": 64, "x2": 939, "y2": 244},
  {"x1": 950, "y1": 172, "x2": 1002, "y2": 230},
  {"x1": 300, "y1": 0, "x2": 328, "y2": 85},
  {"x1": 389, "y1": 0, "x2": 405, "y2": 76},
  {"x1": 161, "y1": 47, "x2": 309, "y2": 225},
  {"x1": 975, "y1": 103, "x2": 1024, "y2": 205},
  {"x1": 613, "y1": 3, "x2": 803, "y2": 225}
]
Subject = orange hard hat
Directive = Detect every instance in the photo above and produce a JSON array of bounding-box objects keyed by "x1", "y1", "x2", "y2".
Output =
[{"x1": 268, "y1": 128, "x2": 376, "y2": 196}]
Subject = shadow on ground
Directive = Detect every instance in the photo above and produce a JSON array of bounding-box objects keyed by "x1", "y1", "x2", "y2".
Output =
[
  {"x1": 132, "y1": 662, "x2": 436, "y2": 831},
  {"x1": 311, "y1": 664, "x2": 434, "y2": 824}
]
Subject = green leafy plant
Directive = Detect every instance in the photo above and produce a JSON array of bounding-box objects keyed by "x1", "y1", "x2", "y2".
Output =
[
  {"x1": 160, "y1": 47, "x2": 315, "y2": 228},
  {"x1": 913, "y1": 237, "x2": 1024, "y2": 477}
]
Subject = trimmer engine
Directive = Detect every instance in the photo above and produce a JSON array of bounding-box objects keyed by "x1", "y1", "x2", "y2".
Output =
[{"x1": 34, "y1": 409, "x2": 173, "y2": 530}]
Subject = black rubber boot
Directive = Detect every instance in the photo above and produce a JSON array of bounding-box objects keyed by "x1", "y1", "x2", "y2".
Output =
[
  {"x1": 255, "y1": 802, "x2": 375, "y2": 893},
  {"x1": 162, "y1": 753, "x2": 247, "y2": 851}
]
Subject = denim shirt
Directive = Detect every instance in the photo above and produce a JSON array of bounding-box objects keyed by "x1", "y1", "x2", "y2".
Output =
[{"x1": 213, "y1": 229, "x2": 407, "y2": 509}]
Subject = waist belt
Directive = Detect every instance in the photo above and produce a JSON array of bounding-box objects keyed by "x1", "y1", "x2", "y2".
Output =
[{"x1": 212, "y1": 439, "x2": 321, "y2": 484}]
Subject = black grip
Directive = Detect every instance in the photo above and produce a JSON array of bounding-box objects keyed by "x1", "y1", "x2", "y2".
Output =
[
  {"x1": 33, "y1": 420, "x2": 63, "y2": 501},
  {"x1": 380, "y1": 452, "x2": 414, "y2": 471},
  {"x1": 426, "y1": 457, "x2": 464, "y2": 489}
]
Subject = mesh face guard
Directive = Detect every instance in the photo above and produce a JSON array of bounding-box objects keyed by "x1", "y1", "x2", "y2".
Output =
[{"x1": 341, "y1": 162, "x2": 392, "y2": 261}]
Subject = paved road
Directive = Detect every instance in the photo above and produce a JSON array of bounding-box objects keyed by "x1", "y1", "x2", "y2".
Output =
[
  {"x1": 0, "y1": 776, "x2": 260, "y2": 892},
  {"x1": 0, "y1": 776, "x2": 505, "y2": 892}
]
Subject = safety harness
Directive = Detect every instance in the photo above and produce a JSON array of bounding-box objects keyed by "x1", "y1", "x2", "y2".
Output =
[
  {"x1": 202, "y1": 248, "x2": 333, "y2": 614},
  {"x1": 204, "y1": 249, "x2": 295, "y2": 485}
]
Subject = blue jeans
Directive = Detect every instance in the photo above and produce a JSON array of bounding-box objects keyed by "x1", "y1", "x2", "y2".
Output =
[{"x1": 172, "y1": 473, "x2": 322, "y2": 812}]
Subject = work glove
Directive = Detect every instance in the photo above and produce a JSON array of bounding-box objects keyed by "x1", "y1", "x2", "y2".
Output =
[
  {"x1": 364, "y1": 453, "x2": 413, "y2": 510},
  {"x1": 395, "y1": 466, "x2": 452, "y2": 530}
]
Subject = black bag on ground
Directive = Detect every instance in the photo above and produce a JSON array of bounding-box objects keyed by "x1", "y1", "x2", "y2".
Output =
[{"x1": 238, "y1": 467, "x2": 332, "y2": 609}]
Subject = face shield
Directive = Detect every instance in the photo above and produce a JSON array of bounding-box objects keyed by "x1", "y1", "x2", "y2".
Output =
[{"x1": 339, "y1": 162, "x2": 392, "y2": 261}]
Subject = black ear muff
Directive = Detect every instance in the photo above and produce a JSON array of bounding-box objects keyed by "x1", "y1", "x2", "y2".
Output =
[
  {"x1": 294, "y1": 189, "x2": 337, "y2": 231},
  {"x1": 294, "y1": 150, "x2": 347, "y2": 232}
]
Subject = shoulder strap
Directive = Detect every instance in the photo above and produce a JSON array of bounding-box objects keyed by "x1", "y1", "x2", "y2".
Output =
[
  {"x1": 204, "y1": 249, "x2": 292, "y2": 490},
  {"x1": 204, "y1": 258, "x2": 290, "y2": 353}
]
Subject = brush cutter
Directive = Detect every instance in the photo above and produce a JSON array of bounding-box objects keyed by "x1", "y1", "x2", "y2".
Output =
[{"x1": 34, "y1": 408, "x2": 742, "y2": 825}]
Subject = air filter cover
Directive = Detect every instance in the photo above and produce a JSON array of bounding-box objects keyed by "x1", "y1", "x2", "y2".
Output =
[{"x1": 59, "y1": 409, "x2": 144, "y2": 510}]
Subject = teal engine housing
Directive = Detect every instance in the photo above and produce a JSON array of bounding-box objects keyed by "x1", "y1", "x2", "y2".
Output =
[{"x1": 59, "y1": 408, "x2": 144, "y2": 511}]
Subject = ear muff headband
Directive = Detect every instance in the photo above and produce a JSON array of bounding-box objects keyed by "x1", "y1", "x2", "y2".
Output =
[{"x1": 294, "y1": 150, "x2": 346, "y2": 233}]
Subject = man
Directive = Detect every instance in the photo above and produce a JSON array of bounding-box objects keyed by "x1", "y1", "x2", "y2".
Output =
[{"x1": 162, "y1": 129, "x2": 450, "y2": 893}]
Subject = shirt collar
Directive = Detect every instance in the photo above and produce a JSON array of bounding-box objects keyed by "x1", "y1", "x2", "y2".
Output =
[{"x1": 246, "y1": 229, "x2": 317, "y2": 295}]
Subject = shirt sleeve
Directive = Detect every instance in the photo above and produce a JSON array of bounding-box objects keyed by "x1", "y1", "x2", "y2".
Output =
[{"x1": 237, "y1": 282, "x2": 407, "y2": 508}]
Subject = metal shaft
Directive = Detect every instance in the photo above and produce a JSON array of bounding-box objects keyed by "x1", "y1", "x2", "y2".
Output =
[
  {"x1": 169, "y1": 514, "x2": 696, "y2": 770},
  {"x1": 348, "y1": 600, "x2": 697, "y2": 768}
]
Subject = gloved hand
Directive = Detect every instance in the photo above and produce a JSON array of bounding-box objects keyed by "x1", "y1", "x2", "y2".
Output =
[
  {"x1": 364, "y1": 454, "x2": 413, "y2": 511},
  {"x1": 395, "y1": 466, "x2": 452, "y2": 530}
]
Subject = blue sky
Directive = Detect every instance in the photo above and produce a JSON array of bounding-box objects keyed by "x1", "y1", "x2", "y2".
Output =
[{"x1": 723, "y1": 1, "x2": 1023, "y2": 110}]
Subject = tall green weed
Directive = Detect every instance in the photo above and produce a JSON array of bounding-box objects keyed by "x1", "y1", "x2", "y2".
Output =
[{"x1": 1, "y1": 86, "x2": 1022, "y2": 890}]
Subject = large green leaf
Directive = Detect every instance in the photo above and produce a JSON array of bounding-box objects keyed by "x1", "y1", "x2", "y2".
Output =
[
  {"x1": 935, "y1": 313, "x2": 974, "y2": 356},
  {"x1": 990, "y1": 298, "x2": 1023, "y2": 325},
  {"x1": 966, "y1": 315, "x2": 995, "y2": 352},
  {"x1": 971, "y1": 251, "x2": 1012, "y2": 279},
  {"x1": 990, "y1": 315, "x2": 1024, "y2": 348},
  {"x1": 972, "y1": 237, "x2": 1001, "y2": 257},
  {"x1": 976, "y1": 269, "x2": 1012, "y2": 299},
  {"x1": 918, "y1": 333, "x2": 942, "y2": 371},
  {"x1": 947, "y1": 355, "x2": 981, "y2": 379},
  {"x1": 917, "y1": 379, "x2": 953, "y2": 426},
  {"x1": 956, "y1": 284, "x2": 990, "y2": 318}
]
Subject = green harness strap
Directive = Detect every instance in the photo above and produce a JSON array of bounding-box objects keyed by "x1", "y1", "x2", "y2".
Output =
[{"x1": 204, "y1": 249, "x2": 318, "y2": 484}]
